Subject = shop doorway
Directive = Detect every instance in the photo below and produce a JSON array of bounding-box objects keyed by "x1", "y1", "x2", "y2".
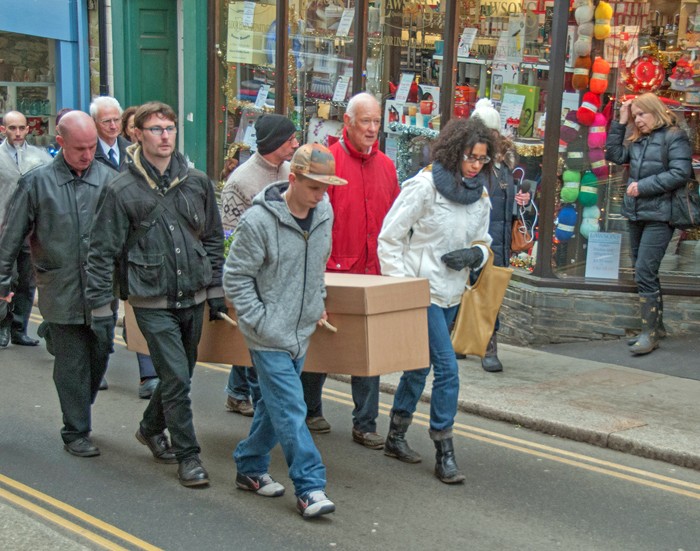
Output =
[{"x1": 122, "y1": 0, "x2": 177, "y2": 109}]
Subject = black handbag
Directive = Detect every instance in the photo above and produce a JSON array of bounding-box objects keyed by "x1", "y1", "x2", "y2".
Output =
[{"x1": 670, "y1": 178, "x2": 700, "y2": 230}]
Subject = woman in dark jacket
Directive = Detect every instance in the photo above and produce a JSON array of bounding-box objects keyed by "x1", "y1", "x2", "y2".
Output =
[
  {"x1": 472, "y1": 99, "x2": 530, "y2": 371},
  {"x1": 605, "y1": 93, "x2": 692, "y2": 355}
]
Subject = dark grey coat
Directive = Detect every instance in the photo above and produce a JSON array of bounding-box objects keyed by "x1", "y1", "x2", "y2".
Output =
[{"x1": 605, "y1": 121, "x2": 692, "y2": 222}]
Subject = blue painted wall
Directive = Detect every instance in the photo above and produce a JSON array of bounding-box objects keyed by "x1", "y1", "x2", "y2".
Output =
[{"x1": 0, "y1": 0, "x2": 91, "y2": 111}]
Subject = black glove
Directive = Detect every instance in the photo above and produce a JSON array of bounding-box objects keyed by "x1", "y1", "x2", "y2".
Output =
[
  {"x1": 91, "y1": 315, "x2": 116, "y2": 354},
  {"x1": 208, "y1": 297, "x2": 229, "y2": 322},
  {"x1": 441, "y1": 246, "x2": 484, "y2": 271}
]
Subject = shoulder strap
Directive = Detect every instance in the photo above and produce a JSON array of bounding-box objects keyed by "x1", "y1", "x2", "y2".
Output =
[{"x1": 125, "y1": 201, "x2": 166, "y2": 251}]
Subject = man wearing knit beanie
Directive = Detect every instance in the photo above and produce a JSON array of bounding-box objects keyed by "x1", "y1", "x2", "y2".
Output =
[{"x1": 220, "y1": 113, "x2": 299, "y2": 416}]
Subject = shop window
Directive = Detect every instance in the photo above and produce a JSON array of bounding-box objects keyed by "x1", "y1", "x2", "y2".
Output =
[
  {"x1": 0, "y1": 32, "x2": 56, "y2": 147},
  {"x1": 553, "y1": 0, "x2": 700, "y2": 282}
]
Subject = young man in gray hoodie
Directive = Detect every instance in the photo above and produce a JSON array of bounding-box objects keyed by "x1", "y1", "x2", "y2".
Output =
[{"x1": 223, "y1": 143, "x2": 346, "y2": 519}]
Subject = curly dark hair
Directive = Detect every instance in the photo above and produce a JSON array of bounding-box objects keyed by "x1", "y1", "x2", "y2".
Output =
[{"x1": 431, "y1": 117, "x2": 494, "y2": 174}]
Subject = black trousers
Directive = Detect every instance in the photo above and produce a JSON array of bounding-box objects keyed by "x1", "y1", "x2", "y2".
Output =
[
  {"x1": 50, "y1": 323, "x2": 110, "y2": 443},
  {"x1": 133, "y1": 303, "x2": 204, "y2": 461},
  {"x1": 0, "y1": 243, "x2": 35, "y2": 334},
  {"x1": 628, "y1": 220, "x2": 674, "y2": 295}
]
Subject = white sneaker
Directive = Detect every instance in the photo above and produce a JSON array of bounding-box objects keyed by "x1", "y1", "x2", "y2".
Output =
[
  {"x1": 235, "y1": 472, "x2": 285, "y2": 497},
  {"x1": 296, "y1": 490, "x2": 335, "y2": 518}
]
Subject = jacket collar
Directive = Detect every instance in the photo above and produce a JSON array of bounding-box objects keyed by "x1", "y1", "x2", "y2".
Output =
[
  {"x1": 54, "y1": 151, "x2": 104, "y2": 186},
  {"x1": 335, "y1": 127, "x2": 378, "y2": 161},
  {"x1": 126, "y1": 143, "x2": 189, "y2": 191}
]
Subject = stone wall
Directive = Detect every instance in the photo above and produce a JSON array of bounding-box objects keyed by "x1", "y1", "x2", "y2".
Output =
[{"x1": 499, "y1": 278, "x2": 700, "y2": 345}]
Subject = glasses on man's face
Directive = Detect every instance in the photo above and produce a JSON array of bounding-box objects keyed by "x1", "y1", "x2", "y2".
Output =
[
  {"x1": 463, "y1": 154, "x2": 491, "y2": 165},
  {"x1": 143, "y1": 125, "x2": 177, "y2": 136},
  {"x1": 99, "y1": 118, "x2": 121, "y2": 126}
]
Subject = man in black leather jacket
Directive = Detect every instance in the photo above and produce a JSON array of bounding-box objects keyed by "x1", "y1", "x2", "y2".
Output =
[
  {"x1": 0, "y1": 111, "x2": 117, "y2": 458},
  {"x1": 86, "y1": 102, "x2": 226, "y2": 488}
]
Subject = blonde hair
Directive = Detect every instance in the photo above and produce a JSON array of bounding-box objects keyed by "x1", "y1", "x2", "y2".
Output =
[{"x1": 627, "y1": 93, "x2": 677, "y2": 142}]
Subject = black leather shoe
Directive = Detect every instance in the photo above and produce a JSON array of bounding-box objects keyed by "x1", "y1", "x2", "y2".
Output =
[
  {"x1": 64, "y1": 437, "x2": 100, "y2": 457},
  {"x1": 11, "y1": 332, "x2": 39, "y2": 346},
  {"x1": 136, "y1": 428, "x2": 177, "y2": 464},
  {"x1": 178, "y1": 456, "x2": 209, "y2": 487},
  {"x1": 0, "y1": 325, "x2": 9, "y2": 348}
]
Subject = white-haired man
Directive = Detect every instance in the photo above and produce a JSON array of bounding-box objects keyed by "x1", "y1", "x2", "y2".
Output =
[{"x1": 90, "y1": 96, "x2": 130, "y2": 172}]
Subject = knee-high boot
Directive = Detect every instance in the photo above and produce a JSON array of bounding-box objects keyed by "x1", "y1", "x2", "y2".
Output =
[
  {"x1": 430, "y1": 429, "x2": 465, "y2": 484},
  {"x1": 481, "y1": 332, "x2": 503, "y2": 372},
  {"x1": 630, "y1": 291, "x2": 660, "y2": 356},
  {"x1": 384, "y1": 412, "x2": 421, "y2": 463}
]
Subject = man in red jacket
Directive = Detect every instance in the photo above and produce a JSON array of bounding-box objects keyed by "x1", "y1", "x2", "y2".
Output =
[{"x1": 301, "y1": 93, "x2": 399, "y2": 449}]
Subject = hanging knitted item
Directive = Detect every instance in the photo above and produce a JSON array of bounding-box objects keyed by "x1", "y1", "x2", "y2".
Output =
[
  {"x1": 587, "y1": 113, "x2": 608, "y2": 149},
  {"x1": 577, "y1": 92, "x2": 600, "y2": 126},
  {"x1": 580, "y1": 205, "x2": 601, "y2": 238},
  {"x1": 561, "y1": 170, "x2": 581, "y2": 203},
  {"x1": 589, "y1": 148, "x2": 609, "y2": 179},
  {"x1": 566, "y1": 136, "x2": 587, "y2": 171},
  {"x1": 555, "y1": 205, "x2": 578, "y2": 242},
  {"x1": 560, "y1": 110, "x2": 582, "y2": 146},
  {"x1": 572, "y1": 56, "x2": 592, "y2": 91},
  {"x1": 589, "y1": 57, "x2": 611, "y2": 94},
  {"x1": 594, "y1": 1, "x2": 613, "y2": 40}
]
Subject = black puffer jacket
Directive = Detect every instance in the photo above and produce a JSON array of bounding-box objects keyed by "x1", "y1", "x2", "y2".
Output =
[
  {"x1": 485, "y1": 162, "x2": 516, "y2": 267},
  {"x1": 605, "y1": 121, "x2": 692, "y2": 222},
  {"x1": 86, "y1": 146, "x2": 224, "y2": 313},
  {"x1": 0, "y1": 153, "x2": 117, "y2": 324}
]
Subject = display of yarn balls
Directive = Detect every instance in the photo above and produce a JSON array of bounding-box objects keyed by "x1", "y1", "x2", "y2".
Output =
[
  {"x1": 561, "y1": 170, "x2": 581, "y2": 203},
  {"x1": 589, "y1": 57, "x2": 610, "y2": 94},
  {"x1": 560, "y1": 111, "x2": 582, "y2": 152},
  {"x1": 566, "y1": 137, "x2": 587, "y2": 171},
  {"x1": 580, "y1": 206, "x2": 601, "y2": 239},
  {"x1": 555, "y1": 205, "x2": 578, "y2": 242},
  {"x1": 577, "y1": 92, "x2": 600, "y2": 126},
  {"x1": 572, "y1": 56, "x2": 592, "y2": 91},
  {"x1": 578, "y1": 171, "x2": 599, "y2": 207}
]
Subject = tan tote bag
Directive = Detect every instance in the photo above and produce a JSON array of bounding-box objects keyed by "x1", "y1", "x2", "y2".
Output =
[{"x1": 451, "y1": 248, "x2": 513, "y2": 358}]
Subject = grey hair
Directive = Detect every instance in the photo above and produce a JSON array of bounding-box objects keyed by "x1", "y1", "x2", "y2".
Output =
[
  {"x1": 345, "y1": 92, "x2": 380, "y2": 122},
  {"x1": 89, "y1": 96, "x2": 122, "y2": 119}
]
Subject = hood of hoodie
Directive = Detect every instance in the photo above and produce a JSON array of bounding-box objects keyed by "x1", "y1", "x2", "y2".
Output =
[{"x1": 252, "y1": 180, "x2": 331, "y2": 233}]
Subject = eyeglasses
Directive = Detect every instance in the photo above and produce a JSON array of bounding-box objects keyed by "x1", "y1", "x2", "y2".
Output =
[
  {"x1": 463, "y1": 155, "x2": 491, "y2": 165},
  {"x1": 98, "y1": 118, "x2": 121, "y2": 126},
  {"x1": 143, "y1": 125, "x2": 177, "y2": 136}
]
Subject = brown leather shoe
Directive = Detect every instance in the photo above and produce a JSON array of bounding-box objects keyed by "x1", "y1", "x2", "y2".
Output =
[
  {"x1": 225, "y1": 396, "x2": 254, "y2": 417},
  {"x1": 352, "y1": 428, "x2": 385, "y2": 450}
]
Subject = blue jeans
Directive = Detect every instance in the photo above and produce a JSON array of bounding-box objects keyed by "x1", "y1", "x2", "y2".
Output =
[
  {"x1": 628, "y1": 221, "x2": 674, "y2": 294},
  {"x1": 392, "y1": 304, "x2": 460, "y2": 433},
  {"x1": 234, "y1": 350, "x2": 326, "y2": 496},
  {"x1": 226, "y1": 365, "x2": 260, "y2": 405},
  {"x1": 301, "y1": 372, "x2": 380, "y2": 432}
]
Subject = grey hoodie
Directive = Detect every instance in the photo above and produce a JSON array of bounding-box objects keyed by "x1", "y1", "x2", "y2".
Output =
[{"x1": 223, "y1": 181, "x2": 333, "y2": 359}]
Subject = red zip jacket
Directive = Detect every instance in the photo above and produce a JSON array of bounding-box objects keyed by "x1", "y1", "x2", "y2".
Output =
[{"x1": 326, "y1": 128, "x2": 400, "y2": 275}]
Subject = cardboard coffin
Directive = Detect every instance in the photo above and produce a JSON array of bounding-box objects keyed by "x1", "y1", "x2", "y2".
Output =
[{"x1": 124, "y1": 273, "x2": 431, "y2": 377}]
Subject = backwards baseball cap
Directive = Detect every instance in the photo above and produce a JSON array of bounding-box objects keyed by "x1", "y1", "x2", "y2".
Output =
[{"x1": 290, "y1": 143, "x2": 348, "y2": 186}]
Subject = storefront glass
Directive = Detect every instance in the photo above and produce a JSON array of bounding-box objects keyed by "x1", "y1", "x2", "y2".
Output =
[
  {"x1": 0, "y1": 31, "x2": 56, "y2": 147},
  {"x1": 552, "y1": 0, "x2": 700, "y2": 281}
]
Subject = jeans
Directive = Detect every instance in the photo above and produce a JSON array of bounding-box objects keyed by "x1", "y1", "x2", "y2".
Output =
[
  {"x1": 50, "y1": 323, "x2": 110, "y2": 443},
  {"x1": 392, "y1": 304, "x2": 460, "y2": 433},
  {"x1": 226, "y1": 365, "x2": 261, "y2": 405},
  {"x1": 234, "y1": 350, "x2": 326, "y2": 497},
  {"x1": 628, "y1": 221, "x2": 674, "y2": 294},
  {"x1": 301, "y1": 372, "x2": 380, "y2": 432},
  {"x1": 133, "y1": 303, "x2": 204, "y2": 461}
]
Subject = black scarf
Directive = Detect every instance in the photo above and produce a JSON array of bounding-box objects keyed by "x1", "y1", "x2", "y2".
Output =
[{"x1": 432, "y1": 161, "x2": 487, "y2": 205}]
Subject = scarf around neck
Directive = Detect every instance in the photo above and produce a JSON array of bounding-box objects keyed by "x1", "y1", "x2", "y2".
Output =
[{"x1": 432, "y1": 161, "x2": 486, "y2": 205}]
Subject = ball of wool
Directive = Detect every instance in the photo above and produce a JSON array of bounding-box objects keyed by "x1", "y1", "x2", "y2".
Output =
[
  {"x1": 560, "y1": 110, "x2": 582, "y2": 144},
  {"x1": 589, "y1": 147, "x2": 609, "y2": 178},
  {"x1": 582, "y1": 205, "x2": 600, "y2": 220},
  {"x1": 574, "y1": 32, "x2": 593, "y2": 57},
  {"x1": 594, "y1": 1, "x2": 613, "y2": 40},
  {"x1": 577, "y1": 92, "x2": 600, "y2": 126},
  {"x1": 555, "y1": 205, "x2": 578, "y2": 242},
  {"x1": 578, "y1": 171, "x2": 599, "y2": 206},
  {"x1": 561, "y1": 170, "x2": 581, "y2": 203},
  {"x1": 580, "y1": 217, "x2": 600, "y2": 239},
  {"x1": 572, "y1": 56, "x2": 592, "y2": 91},
  {"x1": 587, "y1": 113, "x2": 608, "y2": 149},
  {"x1": 566, "y1": 136, "x2": 587, "y2": 171},
  {"x1": 589, "y1": 57, "x2": 611, "y2": 94}
]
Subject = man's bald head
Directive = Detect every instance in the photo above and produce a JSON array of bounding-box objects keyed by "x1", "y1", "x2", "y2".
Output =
[
  {"x1": 56, "y1": 111, "x2": 98, "y2": 175},
  {"x1": 1, "y1": 110, "x2": 29, "y2": 147}
]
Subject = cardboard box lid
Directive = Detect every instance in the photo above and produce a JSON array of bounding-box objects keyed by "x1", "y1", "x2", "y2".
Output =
[{"x1": 324, "y1": 273, "x2": 430, "y2": 315}]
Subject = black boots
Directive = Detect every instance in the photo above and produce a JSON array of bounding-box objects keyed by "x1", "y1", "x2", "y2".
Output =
[
  {"x1": 384, "y1": 412, "x2": 421, "y2": 463},
  {"x1": 481, "y1": 332, "x2": 503, "y2": 372},
  {"x1": 630, "y1": 291, "x2": 660, "y2": 356},
  {"x1": 628, "y1": 292, "x2": 666, "y2": 345},
  {"x1": 430, "y1": 429, "x2": 465, "y2": 484}
]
